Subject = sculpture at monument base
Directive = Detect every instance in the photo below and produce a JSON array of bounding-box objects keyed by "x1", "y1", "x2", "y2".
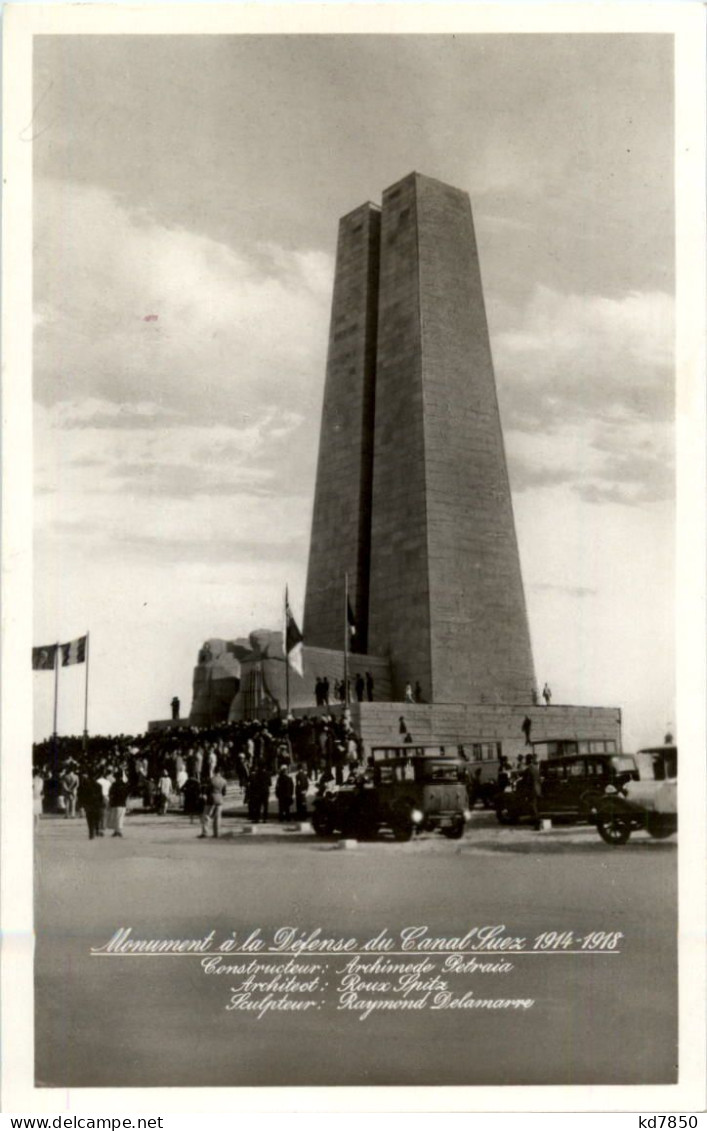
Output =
[
  {"x1": 187, "y1": 628, "x2": 394, "y2": 726},
  {"x1": 188, "y1": 637, "x2": 242, "y2": 727},
  {"x1": 188, "y1": 630, "x2": 307, "y2": 725},
  {"x1": 226, "y1": 629, "x2": 300, "y2": 722}
]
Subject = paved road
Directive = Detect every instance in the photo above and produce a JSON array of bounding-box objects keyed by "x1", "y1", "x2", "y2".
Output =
[{"x1": 34, "y1": 810, "x2": 677, "y2": 1088}]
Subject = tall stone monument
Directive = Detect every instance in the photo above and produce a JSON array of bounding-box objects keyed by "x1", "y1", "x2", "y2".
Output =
[
  {"x1": 304, "y1": 172, "x2": 536, "y2": 706},
  {"x1": 177, "y1": 171, "x2": 620, "y2": 757}
]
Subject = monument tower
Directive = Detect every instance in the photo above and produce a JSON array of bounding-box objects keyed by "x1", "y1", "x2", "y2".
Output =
[
  {"x1": 181, "y1": 171, "x2": 620, "y2": 752},
  {"x1": 304, "y1": 172, "x2": 536, "y2": 706}
]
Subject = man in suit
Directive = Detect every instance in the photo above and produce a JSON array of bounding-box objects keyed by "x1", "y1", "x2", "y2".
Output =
[
  {"x1": 62, "y1": 764, "x2": 79, "y2": 819},
  {"x1": 108, "y1": 772, "x2": 131, "y2": 837},
  {"x1": 523, "y1": 754, "x2": 543, "y2": 826},
  {"x1": 199, "y1": 764, "x2": 227, "y2": 838},
  {"x1": 77, "y1": 774, "x2": 105, "y2": 840},
  {"x1": 275, "y1": 767, "x2": 294, "y2": 822}
]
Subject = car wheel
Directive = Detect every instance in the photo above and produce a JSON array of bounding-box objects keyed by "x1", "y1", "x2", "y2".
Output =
[
  {"x1": 339, "y1": 814, "x2": 360, "y2": 839},
  {"x1": 311, "y1": 810, "x2": 331, "y2": 837},
  {"x1": 597, "y1": 812, "x2": 632, "y2": 845},
  {"x1": 496, "y1": 803, "x2": 519, "y2": 826},
  {"x1": 390, "y1": 806, "x2": 414, "y2": 842},
  {"x1": 356, "y1": 814, "x2": 379, "y2": 841},
  {"x1": 442, "y1": 818, "x2": 465, "y2": 840}
]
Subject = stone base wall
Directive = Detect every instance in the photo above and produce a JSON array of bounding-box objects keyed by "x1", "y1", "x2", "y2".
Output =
[
  {"x1": 346, "y1": 701, "x2": 623, "y2": 767},
  {"x1": 147, "y1": 717, "x2": 191, "y2": 733}
]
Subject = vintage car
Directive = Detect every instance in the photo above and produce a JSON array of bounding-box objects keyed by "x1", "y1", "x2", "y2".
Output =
[
  {"x1": 311, "y1": 746, "x2": 471, "y2": 841},
  {"x1": 595, "y1": 745, "x2": 677, "y2": 845},
  {"x1": 495, "y1": 750, "x2": 639, "y2": 826}
]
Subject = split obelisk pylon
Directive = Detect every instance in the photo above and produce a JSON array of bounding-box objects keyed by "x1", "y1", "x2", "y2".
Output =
[{"x1": 304, "y1": 172, "x2": 535, "y2": 706}]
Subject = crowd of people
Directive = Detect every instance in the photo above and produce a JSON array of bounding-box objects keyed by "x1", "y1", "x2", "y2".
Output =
[
  {"x1": 32, "y1": 709, "x2": 549, "y2": 841},
  {"x1": 32, "y1": 713, "x2": 365, "y2": 840}
]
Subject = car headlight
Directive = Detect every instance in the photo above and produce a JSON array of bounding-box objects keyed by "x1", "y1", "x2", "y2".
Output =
[
  {"x1": 463, "y1": 809, "x2": 472, "y2": 821},
  {"x1": 411, "y1": 809, "x2": 424, "y2": 824}
]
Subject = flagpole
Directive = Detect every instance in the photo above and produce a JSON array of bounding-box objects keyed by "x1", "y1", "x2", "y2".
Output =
[
  {"x1": 52, "y1": 641, "x2": 60, "y2": 777},
  {"x1": 52, "y1": 641, "x2": 60, "y2": 739},
  {"x1": 285, "y1": 587, "x2": 290, "y2": 717},
  {"x1": 82, "y1": 631, "x2": 90, "y2": 752},
  {"x1": 343, "y1": 573, "x2": 349, "y2": 708}
]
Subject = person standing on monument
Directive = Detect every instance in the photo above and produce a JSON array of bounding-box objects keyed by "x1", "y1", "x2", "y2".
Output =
[
  {"x1": 404, "y1": 683, "x2": 414, "y2": 703},
  {"x1": 170, "y1": 696, "x2": 180, "y2": 721},
  {"x1": 522, "y1": 716, "x2": 532, "y2": 745},
  {"x1": 542, "y1": 682, "x2": 552, "y2": 706},
  {"x1": 355, "y1": 673, "x2": 364, "y2": 702},
  {"x1": 365, "y1": 672, "x2": 374, "y2": 702}
]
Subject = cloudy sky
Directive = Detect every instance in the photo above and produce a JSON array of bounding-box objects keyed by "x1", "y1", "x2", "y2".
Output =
[{"x1": 32, "y1": 32, "x2": 675, "y2": 748}]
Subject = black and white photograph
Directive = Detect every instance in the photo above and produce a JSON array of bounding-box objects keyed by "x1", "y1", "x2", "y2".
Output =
[{"x1": 2, "y1": 1, "x2": 705, "y2": 1113}]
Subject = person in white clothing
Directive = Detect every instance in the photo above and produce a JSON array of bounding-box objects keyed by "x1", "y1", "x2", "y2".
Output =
[
  {"x1": 95, "y1": 768, "x2": 112, "y2": 836},
  {"x1": 33, "y1": 772, "x2": 44, "y2": 829},
  {"x1": 157, "y1": 769, "x2": 172, "y2": 815}
]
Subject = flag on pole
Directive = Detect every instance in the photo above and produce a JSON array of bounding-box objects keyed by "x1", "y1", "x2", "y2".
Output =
[
  {"x1": 32, "y1": 644, "x2": 58, "y2": 671},
  {"x1": 284, "y1": 592, "x2": 304, "y2": 676},
  {"x1": 61, "y1": 635, "x2": 87, "y2": 666},
  {"x1": 347, "y1": 598, "x2": 357, "y2": 639}
]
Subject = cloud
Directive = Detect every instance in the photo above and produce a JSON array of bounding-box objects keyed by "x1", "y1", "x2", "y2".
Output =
[
  {"x1": 506, "y1": 419, "x2": 673, "y2": 507},
  {"x1": 34, "y1": 397, "x2": 315, "y2": 570},
  {"x1": 505, "y1": 462, "x2": 577, "y2": 492},
  {"x1": 496, "y1": 285, "x2": 674, "y2": 505},
  {"x1": 495, "y1": 284, "x2": 674, "y2": 429},
  {"x1": 36, "y1": 400, "x2": 305, "y2": 486},
  {"x1": 55, "y1": 399, "x2": 185, "y2": 431},
  {"x1": 531, "y1": 582, "x2": 597, "y2": 598},
  {"x1": 32, "y1": 177, "x2": 330, "y2": 578},
  {"x1": 108, "y1": 533, "x2": 308, "y2": 568},
  {"x1": 34, "y1": 177, "x2": 333, "y2": 428}
]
